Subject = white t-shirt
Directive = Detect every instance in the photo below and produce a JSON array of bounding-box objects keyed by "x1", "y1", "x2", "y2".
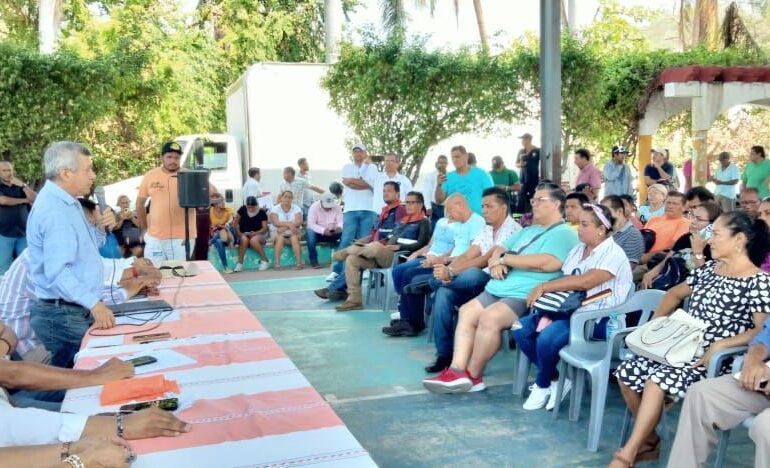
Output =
[
  {"x1": 560, "y1": 237, "x2": 632, "y2": 312},
  {"x1": 372, "y1": 172, "x2": 413, "y2": 212},
  {"x1": 299, "y1": 172, "x2": 316, "y2": 208},
  {"x1": 341, "y1": 162, "x2": 378, "y2": 213},
  {"x1": 242, "y1": 178, "x2": 262, "y2": 204},
  {"x1": 278, "y1": 179, "x2": 309, "y2": 207},
  {"x1": 269, "y1": 204, "x2": 302, "y2": 233},
  {"x1": 0, "y1": 391, "x2": 88, "y2": 445}
]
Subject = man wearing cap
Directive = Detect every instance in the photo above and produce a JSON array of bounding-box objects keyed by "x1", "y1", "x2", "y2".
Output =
[
  {"x1": 603, "y1": 146, "x2": 633, "y2": 197},
  {"x1": 332, "y1": 144, "x2": 378, "y2": 281},
  {"x1": 515, "y1": 133, "x2": 540, "y2": 213},
  {"x1": 136, "y1": 142, "x2": 216, "y2": 264},
  {"x1": 710, "y1": 152, "x2": 740, "y2": 212},
  {"x1": 306, "y1": 192, "x2": 343, "y2": 269},
  {"x1": 643, "y1": 148, "x2": 676, "y2": 188}
]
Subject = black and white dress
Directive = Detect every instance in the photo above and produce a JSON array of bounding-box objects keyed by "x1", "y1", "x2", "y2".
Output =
[{"x1": 616, "y1": 261, "x2": 770, "y2": 398}]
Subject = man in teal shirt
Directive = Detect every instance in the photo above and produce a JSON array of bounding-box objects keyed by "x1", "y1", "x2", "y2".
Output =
[
  {"x1": 435, "y1": 145, "x2": 493, "y2": 215},
  {"x1": 742, "y1": 145, "x2": 770, "y2": 199},
  {"x1": 424, "y1": 182, "x2": 578, "y2": 393}
]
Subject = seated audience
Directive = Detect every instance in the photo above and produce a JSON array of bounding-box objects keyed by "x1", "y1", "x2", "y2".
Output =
[
  {"x1": 667, "y1": 318, "x2": 770, "y2": 467},
  {"x1": 383, "y1": 194, "x2": 485, "y2": 336},
  {"x1": 315, "y1": 181, "x2": 406, "y2": 302},
  {"x1": 740, "y1": 187, "x2": 761, "y2": 219},
  {"x1": 684, "y1": 186, "x2": 714, "y2": 212},
  {"x1": 601, "y1": 195, "x2": 644, "y2": 268},
  {"x1": 209, "y1": 193, "x2": 235, "y2": 273},
  {"x1": 320, "y1": 189, "x2": 431, "y2": 312},
  {"x1": 306, "y1": 192, "x2": 343, "y2": 269},
  {"x1": 639, "y1": 191, "x2": 691, "y2": 266},
  {"x1": 641, "y1": 201, "x2": 720, "y2": 290},
  {"x1": 611, "y1": 211, "x2": 770, "y2": 467},
  {"x1": 0, "y1": 326, "x2": 190, "y2": 447},
  {"x1": 112, "y1": 194, "x2": 143, "y2": 258},
  {"x1": 565, "y1": 192, "x2": 589, "y2": 229},
  {"x1": 574, "y1": 183, "x2": 597, "y2": 204},
  {"x1": 619, "y1": 194, "x2": 643, "y2": 229},
  {"x1": 269, "y1": 190, "x2": 304, "y2": 270},
  {"x1": 233, "y1": 196, "x2": 270, "y2": 272},
  {"x1": 638, "y1": 183, "x2": 667, "y2": 223},
  {"x1": 423, "y1": 183, "x2": 578, "y2": 393},
  {"x1": 513, "y1": 204, "x2": 632, "y2": 410},
  {"x1": 418, "y1": 187, "x2": 522, "y2": 372}
]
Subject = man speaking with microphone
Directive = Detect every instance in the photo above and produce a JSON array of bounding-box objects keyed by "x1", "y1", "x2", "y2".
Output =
[{"x1": 136, "y1": 141, "x2": 215, "y2": 264}]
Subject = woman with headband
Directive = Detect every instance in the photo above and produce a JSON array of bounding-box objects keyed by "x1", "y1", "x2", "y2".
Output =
[{"x1": 512, "y1": 203, "x2": 633, "y2": 411}]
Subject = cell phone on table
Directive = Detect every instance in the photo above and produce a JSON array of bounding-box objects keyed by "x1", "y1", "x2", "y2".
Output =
[
  {"x1": 119, "y1": 397, "x2": 179, "y2": 413},
  {"x1": 132, "y1": 332, "x2": 171, "y2": 343},
  {"x1": 127, "y1": 355, "x2": 157, "y2": 367}
]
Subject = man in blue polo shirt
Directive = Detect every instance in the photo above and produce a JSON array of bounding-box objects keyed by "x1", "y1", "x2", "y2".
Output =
[{"x1": 434, "y1": 145, "x2": 493, "y2": 215}]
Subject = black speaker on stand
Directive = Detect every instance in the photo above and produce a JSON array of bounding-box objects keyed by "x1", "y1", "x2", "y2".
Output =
[{"x1": 178, "y1": 170, "x2": 210, "y2": 261}]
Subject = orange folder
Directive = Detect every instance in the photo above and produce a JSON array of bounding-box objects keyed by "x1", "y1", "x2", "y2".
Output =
[{"x1": 100, "y1": 374, "x2": 180, "y2": 406}]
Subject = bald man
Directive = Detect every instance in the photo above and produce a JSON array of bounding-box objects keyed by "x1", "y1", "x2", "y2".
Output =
[{"x1": 0, "y1": 161, "x2": 36, "y2": 274}]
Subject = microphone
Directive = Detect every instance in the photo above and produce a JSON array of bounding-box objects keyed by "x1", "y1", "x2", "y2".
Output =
[{"x1": 94, "y1": 186, "x2": 108, "y2": 213}]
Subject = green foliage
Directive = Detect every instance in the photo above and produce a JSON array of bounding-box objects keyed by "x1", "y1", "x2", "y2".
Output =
[
  {"x1": 323, "y1": 35, "x2": 528, "y2": 181},
  {"x1": 0, "y1": 42, "x2": 117, "y2": 183}
]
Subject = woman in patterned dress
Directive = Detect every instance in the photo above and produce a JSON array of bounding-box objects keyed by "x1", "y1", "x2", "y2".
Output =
[{"x1": 610, "y1": 212, "x2": 770, "y2": 467}]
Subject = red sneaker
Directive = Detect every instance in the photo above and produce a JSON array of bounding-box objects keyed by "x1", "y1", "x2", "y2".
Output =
[
  {"x1": 423, "y1": 368, "x2": 472, "y2": 394},
  {"x1": 468, "y1": 373, "x2": 486, "y2": 392}
]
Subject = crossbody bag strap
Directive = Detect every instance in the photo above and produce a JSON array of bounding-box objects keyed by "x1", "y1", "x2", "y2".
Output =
[{"x1": 509, "y1": 221, "x2": 565, "y2": 256}]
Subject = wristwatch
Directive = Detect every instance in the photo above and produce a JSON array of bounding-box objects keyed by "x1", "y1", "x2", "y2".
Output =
[
  {"x1": 498, "y1": 251, "x2": 507, "y2": 266},
  {"x1": 694, "y1": 253, "x2": 704, "y2": 260}
]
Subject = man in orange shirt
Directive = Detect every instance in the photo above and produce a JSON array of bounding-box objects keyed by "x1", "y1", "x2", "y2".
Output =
[
  {"x1": 136, "y1": 142, "x2": 216, "y2": 264},
  {"x1": 640, "y1": 191, "x2": 691, "y2": 266}
]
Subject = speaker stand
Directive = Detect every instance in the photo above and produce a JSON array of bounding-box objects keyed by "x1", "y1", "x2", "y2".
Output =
[{"x1": 184, "y1": 208, "x2": 191, "y2": 261}]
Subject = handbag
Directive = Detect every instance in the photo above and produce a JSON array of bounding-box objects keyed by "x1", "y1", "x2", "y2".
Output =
[
  {"x1": 625, "y1": 309, "x2": 707, "y2": 368},
  {"x1": 532, "y1": 269, "x2": 585, "y2": 321},
  {"x1": 650, "y1": 256, "x2": 688, "y2": 291}
]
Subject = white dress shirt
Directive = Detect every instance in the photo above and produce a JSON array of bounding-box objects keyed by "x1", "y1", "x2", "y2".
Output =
[{"x1": 0, "y1": 388, "x2": 88, "y2": 447}]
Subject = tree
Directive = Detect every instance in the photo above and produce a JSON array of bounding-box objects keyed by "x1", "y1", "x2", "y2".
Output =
[{"x1": 323, "y1": 36, "x2": 528, "y2": 182}]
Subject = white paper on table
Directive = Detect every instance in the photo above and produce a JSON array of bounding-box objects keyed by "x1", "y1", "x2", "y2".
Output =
[
  {"x1": 104, "y1": 349, "x2": 198, "y2": 375},
  {"x1": 114, "y1": 310, "x2": 181, "y2": 326},
  {"x1": 83, "y1": 335, "x2": 125, "y2": 349}
]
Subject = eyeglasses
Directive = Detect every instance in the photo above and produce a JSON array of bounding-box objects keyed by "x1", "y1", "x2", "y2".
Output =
[
  {"x1": 686, "y1": 212, "x2": 710, "y2": 223},
  {"x1": 530, "y1": 197, "x2": 553, "y2": 205}
]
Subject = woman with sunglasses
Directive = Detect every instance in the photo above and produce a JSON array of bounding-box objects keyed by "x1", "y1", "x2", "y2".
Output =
[
  {"x1": 641, "y1": 201, "x2": 721, "y2": 290},
  {"x1": 512, "y1": 204, "x2": 632, "y2": 411}
]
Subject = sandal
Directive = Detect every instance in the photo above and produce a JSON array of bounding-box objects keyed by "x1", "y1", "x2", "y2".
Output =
[
  {"x1": 635, "y1": 436, "x2": 661, "y2": 462},
  {"x1": 610, "y1": 451, "x2": 634, "y2": 468},
  {"x1": 295, "y1": 264, "x2": 305, "y2": 270}
]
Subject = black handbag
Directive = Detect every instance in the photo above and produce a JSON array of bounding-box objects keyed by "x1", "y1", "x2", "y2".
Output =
[{"x1": 532, "y1": 268, "x2": 586, "y2": 321}]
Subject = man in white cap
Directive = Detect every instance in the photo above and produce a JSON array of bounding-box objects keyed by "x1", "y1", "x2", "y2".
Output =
[
  {"x1": 331, "y1": 144, "x2": 377, "y2": 281},
  {"x1": 306, "y1": 192, "x2": 343, "y2": 269}
]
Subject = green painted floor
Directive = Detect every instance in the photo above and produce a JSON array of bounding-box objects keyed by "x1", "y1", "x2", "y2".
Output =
[{"x1": 235, "y1": 274, "x2": 756, "y2": 467}]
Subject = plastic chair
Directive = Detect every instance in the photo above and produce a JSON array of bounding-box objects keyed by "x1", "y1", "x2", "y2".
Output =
[
  {"x1": 549, "y1": 289, "x2": 666, "y2": 451},
  {"x1": 710, "y1": 349, "x2": 751, "y2": 468},
  {"x1": 365, "y1": 250, "x2": 408, "y2": 312}
]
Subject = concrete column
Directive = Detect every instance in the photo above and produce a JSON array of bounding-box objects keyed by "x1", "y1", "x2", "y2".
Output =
[
  {"x1": 691, "y1": 130, "x2": 708, "y2": 188},
  {"x1": 324, "y1": 0, "x2": 343, "y2": 64},
  {"x1": 539, "y1": 0, "x2": 562, "y2": 183},
  {"x1": 637, "y1": 135, "x2": 652, "y2": 204}
]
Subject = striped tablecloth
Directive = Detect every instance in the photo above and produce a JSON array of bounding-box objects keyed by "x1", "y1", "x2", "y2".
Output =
[{"x1": 62, "y1": 262, "x2": 376, "y2": 468}]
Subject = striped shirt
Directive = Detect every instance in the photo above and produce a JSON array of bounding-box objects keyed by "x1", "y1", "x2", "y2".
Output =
[
  {"x1": 0, "y1": 253, "x2": 129, "y2": 356},
  {"x1": 612, "y1": 221, "x2": 645, "y2": 265},
  {"x1": 561, "y1": 237, "x2": 632, "y2": 312}
]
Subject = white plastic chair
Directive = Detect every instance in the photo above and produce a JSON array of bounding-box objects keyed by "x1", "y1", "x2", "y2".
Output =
[{"x1": 550, "y1": 289, "x2": 666, "y2": 451}]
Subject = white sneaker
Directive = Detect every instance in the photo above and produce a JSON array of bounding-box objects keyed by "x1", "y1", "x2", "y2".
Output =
[
  {"x1": 259, "y1": 261, "x2": 270, "y2": 271},
  {"x1": 390, "y1": 312, "x2": 400, "y2": 320},
  {"x1": 546, "y1": 378, "x2": 572, "y2": 411},
  {"x1": 523, "y1": 384, "x2": 551, "y2": 411},
  {"x1": 326, "y1": 272, "x2": 339, "y2": 282},
  {"x1": 233, "y1": 263, "x2": 243, "y2": 272}
]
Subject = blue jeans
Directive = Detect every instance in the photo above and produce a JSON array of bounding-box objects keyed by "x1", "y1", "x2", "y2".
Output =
[
  {"x1": 430, "y1": 203, "x2": 444, "y2": 231},
  {"x1": 306, "y1": 230, "x2": 341, "y2": 264},
  {"x1": 11, "y1": 389, "x2": 65, "y2": 411},
  {"x1": 210, "y1": 235, "x2": 229, "y2": 268},
  {"x1": 333, "y1": 211, "x2": 377, "y2": 275},
  {"x1": 29, "y1": 300, "x2": 93, "y2": 368},
  {"x1": 393, "y1": 258, "x2": 434, "y2": 327},
  {"x1": 392, "y1": 258, "x2": 431, "y2": 295},
  {"x1": 329, "y1": 269, "x2": 347, "y2": 292},
  {"x1": 511, "y1": 314, "x2": 570, "y2": 388},
  {"x1": 431, "y1": 268, "x2": 490, "y2": 358},
  {"x1": 0, "y1": 234, "x2": 26, "y2": 274}
]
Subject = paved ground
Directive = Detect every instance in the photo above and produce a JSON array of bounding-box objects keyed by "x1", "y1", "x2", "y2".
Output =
[{"x1": 225, "y1": 267, "x2": 755, "y2": 467}]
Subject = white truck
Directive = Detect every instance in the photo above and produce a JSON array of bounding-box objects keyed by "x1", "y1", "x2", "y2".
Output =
[{"x1": 103, "y1": 63, "x2": 350, "y2": 209}]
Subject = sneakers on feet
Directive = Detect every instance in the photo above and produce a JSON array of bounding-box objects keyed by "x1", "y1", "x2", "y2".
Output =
[
  {"x1": 523, "y1": 384, "x2": 551, "y2": 410},
  {"x1": 258, "y1": 261, "x2": 269, "y2": 271},
  {"x1": 546, "y1": 378, "x2": 572, "y2": 411},
  {"x1": 424, "y1": 355, "x2": 453, "y2": 374},
  {"x1": 223, "y1": 267, "x2": 233, "y2": 274},
  {"x1": 382, "y1": 320, "x2": 422, "y2": 337},
  {"x1": 326, "y1": 272, "x2": 339, "y2": 282},
  {"x1": 468, "y1": 373, "x2": 486, "y2": 392},
  {"x1": 423, "y1": 368, "x2": 472, "y2": 394},
  {"x1": 233, "y1": 263, "x2": 243, "y2": 272}
]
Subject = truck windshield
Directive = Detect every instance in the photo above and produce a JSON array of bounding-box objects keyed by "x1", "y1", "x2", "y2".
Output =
[{"x1": 185, "y1": 141, "x2": 228, "y2": 171}]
